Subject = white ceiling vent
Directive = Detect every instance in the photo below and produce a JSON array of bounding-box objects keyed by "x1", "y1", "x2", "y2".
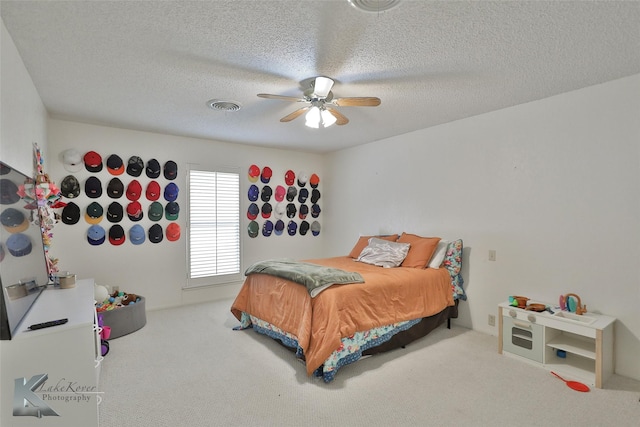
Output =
[
  {"x1": 347, "y1": 0, "x2": 401, "y2": 13},
  {"x1": 207, "y1": 99, "x2": 242, "y2": 112}
]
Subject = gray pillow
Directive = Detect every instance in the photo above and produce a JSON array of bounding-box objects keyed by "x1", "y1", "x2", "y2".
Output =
[{"x1": 357, "y1": 237, "x2": 411, "y2": 268}]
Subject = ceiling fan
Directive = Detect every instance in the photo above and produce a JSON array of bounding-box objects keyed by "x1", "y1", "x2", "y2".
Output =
[{"x1": 257, "y1": 76, "x2": 381, "y2": 128}]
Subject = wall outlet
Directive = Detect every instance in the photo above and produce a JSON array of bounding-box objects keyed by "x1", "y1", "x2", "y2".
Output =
[
  {"x1": 488, "y1": 314, "x2": 496, "y2": 326},
  {"x1": 488, "y1": 250, "x2": 496, "y2": 261}
]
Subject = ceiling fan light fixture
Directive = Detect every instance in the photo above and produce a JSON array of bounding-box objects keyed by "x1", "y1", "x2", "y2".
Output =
[
  {"x1": 206, "y1": 99, "x2": 242, "y2": 112},
  {"x1": 347, "y1": 0, "x2": 401, "y2": 13},
  {"x1": 321, "y1": 109, "x2": 337, "y2": 127},
  {"x1": 313, "y1": 77, "x2": 334, "y2": 98},
  {"x1": 305, "y1": 106, "x2": 337, "y2": 129},
  {"x1": 305, "y1": 107, "x2": 321, "y2": 128}
]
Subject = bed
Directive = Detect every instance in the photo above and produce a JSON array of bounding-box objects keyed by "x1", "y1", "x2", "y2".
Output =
[{"x1": 231, "y1": 234, "x2": 465, "y2": 383}]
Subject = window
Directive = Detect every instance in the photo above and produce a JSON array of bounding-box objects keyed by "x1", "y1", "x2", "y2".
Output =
[{"x1": 187, "y1": 168, "x2": 241, "y2": 288}]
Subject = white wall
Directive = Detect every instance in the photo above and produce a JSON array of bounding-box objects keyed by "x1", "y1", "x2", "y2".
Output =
[
  {"x1": 0, "y1": 20, "x2": 48, "y2": 173},
  {"x1": 324, "y1": 74, "x2": 640, "y2": 381},
  {"x1": 46, "y1": 120, "x2": 326, "y2": 310}
]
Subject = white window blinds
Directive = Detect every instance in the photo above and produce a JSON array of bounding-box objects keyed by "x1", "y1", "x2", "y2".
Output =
[{"x1": 187, "y1": 169, "x2": 240, "y2": 286}]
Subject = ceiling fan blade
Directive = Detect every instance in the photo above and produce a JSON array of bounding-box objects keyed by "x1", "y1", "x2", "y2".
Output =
[
  {"x1": 313, "y1": 77, "x2": 334, "y2": 98},
  {"x1": 280, "y1": 107, "x2": 310, "y2": 122},
  {"x1": 325, "y1": 107, "x2": 349, "y2": 126},
  {"x1": 333, "y1": 97, "x2": 381, "y2": 107},
  {"x1": 257, "y1": 93, "x2": 305, "y2": 102}
]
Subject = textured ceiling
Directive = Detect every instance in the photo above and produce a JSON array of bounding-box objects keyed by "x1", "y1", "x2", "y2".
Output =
[{"x1": 2, "y1": 1, "x2": 639, "y2": 153}]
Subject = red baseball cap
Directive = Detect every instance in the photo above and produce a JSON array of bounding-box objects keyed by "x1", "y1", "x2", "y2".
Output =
[
  {"x1": 126, "y1": 180, "x2": 142, "y2": 201},
  {"x1": 261, "y1": 166, "x2": 272, "y2": 183},
  {"x1": 84, "y1": 151, "x2": 103, "y2": 172},
  {"x1": 166, "y1": 223, "x2": 181, "y2": 242},
  {"x1": 146, "y1": 181, "x2": 161, "y2": 201},
  {"x1": 248, "y1": 164, "x2": 260, "y2": 182},
  {"x1": 284, "y1": 170, "x2": 295, "y2": 186}
]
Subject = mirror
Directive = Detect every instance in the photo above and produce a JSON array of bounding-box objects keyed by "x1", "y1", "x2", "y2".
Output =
[{"x1": 0, "y1": 161, "x2": 49, "y2": 339}]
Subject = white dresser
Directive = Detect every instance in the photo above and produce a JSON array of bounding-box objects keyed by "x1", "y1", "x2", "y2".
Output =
[{"x1": 0, "y1": 278, "x2": 101, "y2": 426}]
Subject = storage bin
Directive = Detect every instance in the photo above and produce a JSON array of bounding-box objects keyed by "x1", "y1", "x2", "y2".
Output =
[{"x1": 99, "y1": 296, "x2": 146, "y2": 339}]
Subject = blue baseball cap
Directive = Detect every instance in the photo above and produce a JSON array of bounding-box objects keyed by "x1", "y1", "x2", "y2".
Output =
[
  {"x1": 248, "y1": 184, "x2": 259, "y2": 202},
  {"x1": 129, "y1": 224, "x2": 145, "y2": 245},
  {"x1": 247, "y1": 203, "x2": 259, "y2": 220},
  {"x1": 7, "y1": 233, "x2": 32, "y2": 256},
  {"x1": 262, "y1": 220, "x2": 274, "y2": 237},
  {"x1": 287, "y1": 220, "x2": 297, "y2": 236},
  {"x1": 311, "y1": 204, "x2": 321, "y2": 218},
  {"x1": 274, "y1": 220, "x2": 285, "y2": 236},
  {"x1": 87, "y1": 225, "x2": 106, "y2": 246},
  {"x1": 164, "y1": 182, "x2": 179, "y2": 202}
]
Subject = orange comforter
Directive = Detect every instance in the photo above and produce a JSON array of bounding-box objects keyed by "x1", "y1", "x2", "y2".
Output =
[{"x1": 231, "y1": 256, "x2": 454, "y2": 376}]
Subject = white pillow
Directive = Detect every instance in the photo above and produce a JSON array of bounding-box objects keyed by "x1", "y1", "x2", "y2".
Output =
[
  {"x1": 427, "y1": 239, "x2": 450, "y2": 268},
  {"x1": 357, "y1": 237, "x2": 410, "y2": 268}
]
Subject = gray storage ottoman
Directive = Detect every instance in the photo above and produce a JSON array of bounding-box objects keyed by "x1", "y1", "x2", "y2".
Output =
[{"x1": 99, "y1": 296, "x2": 146, "y2": 339}]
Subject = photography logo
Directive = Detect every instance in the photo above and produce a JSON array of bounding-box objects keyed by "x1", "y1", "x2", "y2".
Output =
[
  {"x1": 13, "y1": 373, "x2": 102, "y2": 418},
  {"x1": 13, "y1": 374, "x2": 59, "y2": 417}
]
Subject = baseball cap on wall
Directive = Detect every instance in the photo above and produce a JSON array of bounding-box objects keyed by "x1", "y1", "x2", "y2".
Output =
[
  {"x1": 165, "y1": 202, "x2": 179, "y2": 220},
  {"x1": 309, "y1": 173, "x2": 320, "y2": 188},
  {"x1": 108, "y1": 225, "x2": 126, "y2": 246},
  {"x1": 261, "y1": 202, "x2": 272, "y2": 219},
  {"x1": 129, "y1": 224, "x2": 146, "y2": 245},
  {"x1": 62, "y1": 149, "x2": 83, "y2": 173},
  {"x1": 126, "y1": 201, "x2": 143, "y2": 221},
  {"x1": 146, "y1": 158, "x2": 161, "y2": 178},
  {"x1": 85, "y1": 177, "x2": 102, "y2": 198},
  {"x1": 248, "y1": 165, "x2": 260, "y2": 183},
  {"x1": 87, "y1": 225, "x2": 106, "y2": 246},
  {"x1": 60, "y1": 175, "x2": 81, "y2": 199},
  {"x1": 284, "y1": 170, "x2": 295, "y2": 186},
  {"x1": 0, "y1": 179, "x2": 20, "y2": 204},
  {"x1": 247, "y1": 203, "x2": 259, "y2": 220},
  {"x1": 85, "y1": 202, "x2": 104, "y2": 224},
  {"x1": 107, "y1": 178, "x2": 124, "y2": 199},
  {"x1": 61, "y1": 202, "x2": 81, "y2": 224},
  {"x1": 247, "y1": 221, "x2": 259, "y2": 238},
  {"x1": 126, "y1": 180, "x2": 142, "y2": 201},
  {"x1": 148, "y1": 202, "x2": 163, "y2": 221},
  {"x1": 274, "y1": 219, "x2": 285, "y2": 236},
  {"x1": 126, "y1": 156, "x2": 144, "y2": 177},
  {"x1": 299, "y1": 220, "x2": 310, "y2": 236},
  {"x1": 311, "y1": 220, "x2": 321, "y2": 236},
  {"x1": 107, "y1": 202, "x2": 124, "y2": 223},
  {"x1": 166, "y1": 223, "x2": 181, "y2": 242},
  {"x1": 260, "y1": 166, "x2": 272, "y2": 184},
  {"x1": 297, "y1": 171, "x2": 308, "y2": 187},
  {"x1": 164, "y1": 161, "x2": 178, "y2": 180},
  {"x1": 248, "y1": 184, "x2": 259, "y2": 202},
  {"x1": 84, "y1": 151, "x2": 103, "y2": 172},
  {"x1": 7, "y1": 233, "x2": 32, "y2": 256},
  {"x1": 262, "y1": 220, "x2": 273, "y2": 237},
  {"x1": 260, "y1": 186, "x2": 272, "y2": 202},
  {"x1": 146, "y1": 181, "x2": 161, "y2": 201},
  {"x1": 149, "y1": 224, "x2": 163, "y2": 243},
  {"x1": 287, "y1": 220, "x2": 297, "y2": 236},
  {"x1": 106, "y1": 154, "x2": 125, "y2": 175},
  {"x1": 1, "y1": 208, "x2": 29, "y2": 233},
  {"x1": 274, "y1": 185, "x2": 286, "y2": 202},
  {"x1": 164, "y1": 183, "x2": 179, "y2": 202}
]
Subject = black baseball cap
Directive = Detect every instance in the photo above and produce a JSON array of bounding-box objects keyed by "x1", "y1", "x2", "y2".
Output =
[
  {"x1": 164, "y1": 161, "x2": 177, "y2": 180},
  {"x1": 127, "y1": 156, "x2": 144, "y2": 177},
  {"x1": 109, "y1": 224, "x2": 126, "y2": 245},
  {"x1": 146, "y1": 158, "x2": 161, "y2": 178},
  {"x1": 85, "y1": 176, "x2": 102, "y2": 198},
  {"x1": 107, "y1": 177, "x2": 124, "y2": 199},
  {"x1": 107, "y1": 202, "x2": 124, "y2": 223},
  {"x1": 0, "y1": 179, "x2": 20, "y2": 204},
  {"x1": 61, "y1": 202, "x2": 81, "y2": 224},
  {"x1": 149, "y1": 223, "x2": 163, "y2": 243}
]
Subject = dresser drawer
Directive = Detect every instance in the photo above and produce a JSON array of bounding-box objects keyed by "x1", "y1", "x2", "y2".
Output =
[{"x1": 502, "y1": 315, "x2": 544, "y2": 363}]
